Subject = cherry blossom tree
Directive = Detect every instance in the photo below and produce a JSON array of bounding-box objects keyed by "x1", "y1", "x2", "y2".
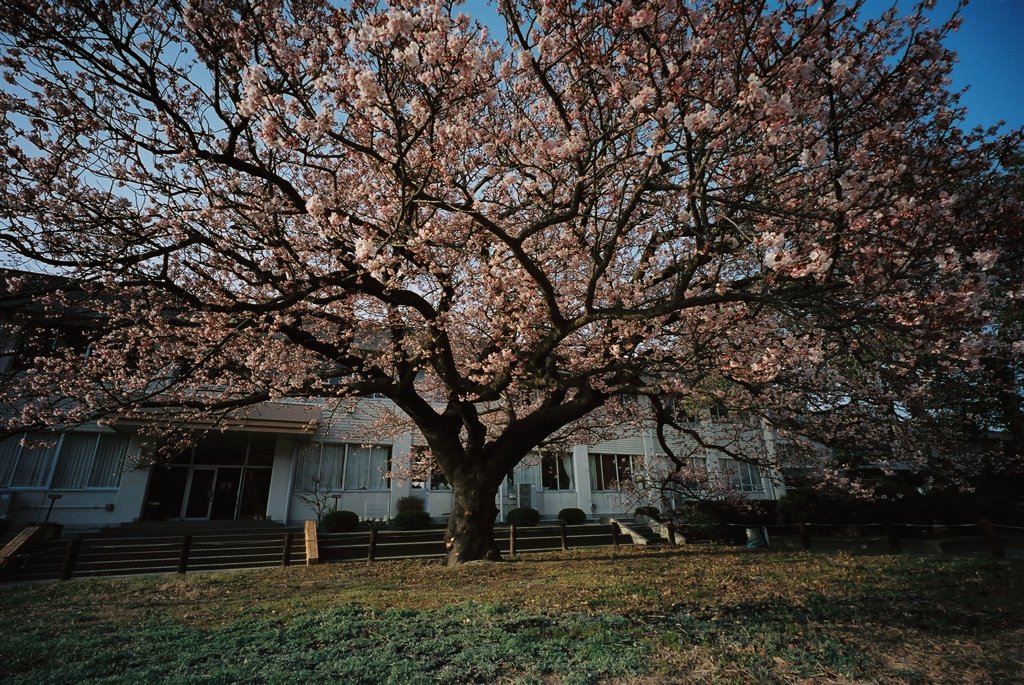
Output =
[{"x1": 0, "y1": 0, "x2": 1020, "y2": 563}]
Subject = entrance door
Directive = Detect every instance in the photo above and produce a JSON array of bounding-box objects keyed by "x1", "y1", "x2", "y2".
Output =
[
  {"x1": 143, "y1": 466, "x2": 190, "y2": 520},
  {"x1": 210, "y1": 467, "x2": 242, "y2": 520},
  {"x1": 238, "y1": 468, "x2": 272, "y2": 519},
  {"x1": 184, "y1": 468, "x2": 216, "y2": 518}
]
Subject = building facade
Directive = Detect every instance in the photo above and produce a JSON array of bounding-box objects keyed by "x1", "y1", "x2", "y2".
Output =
[{"x1": 0, "y1": 398, "x2": 783, "y2": 530}]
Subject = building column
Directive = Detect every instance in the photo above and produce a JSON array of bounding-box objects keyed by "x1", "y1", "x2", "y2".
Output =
[
  {"x1": 113, "y1": 435, "x2": 151, "y2": 523},
  {"x1": 266, "y1": 438, "x2": 295, "y2": 523},
  {"x1": 572, "y1": 445, "x2": 592, "y2": 514},
  {"x1": 390, "y1": 432, "x2": 414, "y2": 519},
  {"x1": 761, "y1": 422, "x2": 782, "y2": 499},
  {"x1": 642, "y1": 427, "x2": 661, "y2": 506}
]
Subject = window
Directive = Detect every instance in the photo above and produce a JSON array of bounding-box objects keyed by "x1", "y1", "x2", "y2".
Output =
[
  {"x1": 589, "y1": 453, "x2": 638, "y2": 491},
  {"x1": 719, "y1": 458, "x2": 763, "y2": 493},
  {"x1": 5, "y1": 322, "x2": 95, "y2": 373},
  {"x1": 774, "y1": 442, "x2": 802, "y2": 465},
  {"x1": 541, "y1": 453, "x2": 574, "y2": 490},
  {"x1": 429, "y1": 467, "x2": 450, "y2": 490},
  {"x1": 0, "y1": 432, "x2": 128, "y2": 489},
  {"x1": 294, "y1": 442, "x2": 391, "y2": 491},
  {"x1": 672, "y1": 456, "x2": 709, "y2": 492},
  {"x1": 710, "y1": 402, "x2": 729, "y2": 422}
]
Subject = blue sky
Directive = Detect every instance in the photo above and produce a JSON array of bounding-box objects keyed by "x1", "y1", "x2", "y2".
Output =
[
  {"x1": 913, "y1": 0, "x2": 1024, "y2": 131},
  {"x1": 460, "y1": 0, "x2": 1023, "y2": 132}
]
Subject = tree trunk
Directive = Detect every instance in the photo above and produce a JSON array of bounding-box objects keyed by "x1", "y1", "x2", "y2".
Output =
[{"x1": 445, "y1": 482, "x2": 502, "y2": 565}]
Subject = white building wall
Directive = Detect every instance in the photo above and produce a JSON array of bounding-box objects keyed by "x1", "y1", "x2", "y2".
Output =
[
  {"x1": 1, "y1": 402, "x2": 785, "y2": 529},
  {"x1": 4, "y1": 489, "x2": 119, "y2": 527},
  {"x1": 426, "y1": 489, "x2": 453, "y2": 519},
  {"x1": 2, "y1": 434, "x2": 148, "y2": 528},
  {"x1": 535, "y1": 490, "x2": 578, "y2": 517}
]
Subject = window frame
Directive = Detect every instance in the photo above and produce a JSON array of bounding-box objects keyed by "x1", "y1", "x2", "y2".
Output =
[
  {"x1": 0, "y1": 432, "x2": 127, "y2": 491},
  {"x1": 719, "y1": 458, "x2": 764, "y2": 493},
  {"x1": 540, "y1": 452, "x2": 574, "y2": 491},
  {"x1": 296, "y1": 442, "x2": 393, "y2": 492},
  {"x1": 588, "y1": 453, "x2": 639, "y2": 492}
]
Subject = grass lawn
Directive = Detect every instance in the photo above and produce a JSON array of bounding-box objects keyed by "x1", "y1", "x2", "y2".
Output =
[{"x1": 1, "y1": 545, "x2": 1022, "y2": 684}]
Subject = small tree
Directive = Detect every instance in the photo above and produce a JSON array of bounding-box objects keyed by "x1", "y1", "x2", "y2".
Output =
[{"x1": 296, "y1": 478, "x2": 334, "y2": 524}]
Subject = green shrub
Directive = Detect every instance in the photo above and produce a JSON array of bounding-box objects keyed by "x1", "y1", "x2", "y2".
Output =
[
  {"x1": 702, "y1": 500, "x2": 776, "y2": 525},
  {"x1": 776, "y1": 487, "x2": 864, "y2": 524},
  {"x1": 396, "y1": 495, "x2": 425, "y2": 512},
  {"x1": 557, "y1": 508, "x2": 587, "y2": 525},
  {"x1": 392, "y1": 510, "x2": 433, "y2": 530},
  {"x1": 964, "y1": 489, "x2": 1021, "y2": 524},
  {"x1": 320, "y1": 510, "x2": 360, "y2": 533},
  {"x1": 633, "y1": 506, "x2": 661, "y2": 521},
  {"x1": 910, "y1": 487, "x2": 1020, "y2": 525},
  {"x1": 673, "y1": 503, "x2": 722, "y2": 541},
  {"x1": 506, "y1": 507, "x2": 540, "y2": 526}
]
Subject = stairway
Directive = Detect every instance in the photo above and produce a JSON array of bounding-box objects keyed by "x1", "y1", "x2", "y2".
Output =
[{"x1": 612, "y1": 518, "x2": 668, "y2": 546}]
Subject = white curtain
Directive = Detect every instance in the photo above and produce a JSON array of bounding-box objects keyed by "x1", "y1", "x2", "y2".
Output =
[
  {"x1": 320, "y1": 444, "x2": 346, "y2": 490},
  {"x1": 0, "y1": 435, "x2": 22, "y2": 486},
  {"x1": 51, "y1": 434, "x2": 97, "y2": 488},
  {"x1": 589, "y1": 454, "x2": 602, "y2": 491},
  {"x1": 561, "y1": 453, "x2": 574, "y2": 490},
  {"x1": 294, "y1": 442, "x2": 321, "y2": 490},
  {"x1": 345, "y1": 445, "x2": 371, "y2": 490},
  {"x1": 11, "y1": 433, "x2": 57, "y2": 487},
  {"x1": 88, "y1": 435, "x2": 129, "y2": 488},
  {"x1": 367, "y1": 446, "x2": 390, "y2": 490}
]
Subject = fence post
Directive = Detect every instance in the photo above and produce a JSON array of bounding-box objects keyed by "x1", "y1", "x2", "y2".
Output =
[
  {"x1": 885, "y1": 523, "x2": 901, "y2": 553},
  {"x1": 666, "y1": 522, "x2": 677, "y2": 546},
  {"x1": 304, "y1": 520, "x2": 319, "y2": 565},
  {"x1": 60, "y1": 538, "x2": 81, "y2": 581},
  {"x1": 799, "y1": 522, "x2": 811, "y2": 550},
  {"x1": 367, "y1": 528, "x2": 378, "y2": 564},
  {"x1": 281, "y1": 532, "x2": 294, "y2": 567},
  {"x1": 559, "y1": 521, "x2": 568, "y2": 552},
  {"x1": 610, "y1": 521, "x2": 620, "y2": 547},
  {"x1": 978, "y1": 518, "x2": 1006, "y2": 559},
  {"x1": 177, "y1": 534, "x2": 192, "y2": 574},
  {"x1": 509, "y1": 524, "x2": 517, "y2": 557}
]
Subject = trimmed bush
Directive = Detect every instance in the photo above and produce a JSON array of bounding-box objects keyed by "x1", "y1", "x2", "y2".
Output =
[
  {"x1": 557, "y1": 508, "x2": 587, "y2": 525},
  {"x1": 392, "y1": 510, "x2": 433, "y2": 530},
  {"x1": 633, "y1": 506, "x2": 661, "y2": 521},
  {"x1": 396, "y1": 495, "x2": 425, "y2": 513},
  {"x1": 506, "y1": 507, "x2": 540, "y2": 526},
  {"x1": 320, "y1": 510, "x2": 360, "y2": 533}
]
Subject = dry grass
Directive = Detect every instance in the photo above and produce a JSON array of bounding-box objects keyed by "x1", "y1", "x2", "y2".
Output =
[{"x1": 2, "y1": 545, "x2": 1022, "y2": 683}]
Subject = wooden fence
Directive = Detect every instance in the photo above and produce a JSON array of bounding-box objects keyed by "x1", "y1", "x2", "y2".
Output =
[
  {"x1": 2, "y1": 529, "x2": 307, "y2": 582},
  {"x1": 0, "y1": 521, "x2": 642, "y2": 582},
  {"x1": 665, "y1": 520, "x2": 1024, "y2": 559},
  {"x1": 4, "y1": 517, "x2": 1017, "y2": 583}
]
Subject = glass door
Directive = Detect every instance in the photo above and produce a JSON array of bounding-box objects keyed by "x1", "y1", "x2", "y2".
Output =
[
  {"x1": 210, "y1": 467, "x2": 242, "y2": 520},
  {"x1": 183, "y1": 468, "x2": 216, "y2": 519}
]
